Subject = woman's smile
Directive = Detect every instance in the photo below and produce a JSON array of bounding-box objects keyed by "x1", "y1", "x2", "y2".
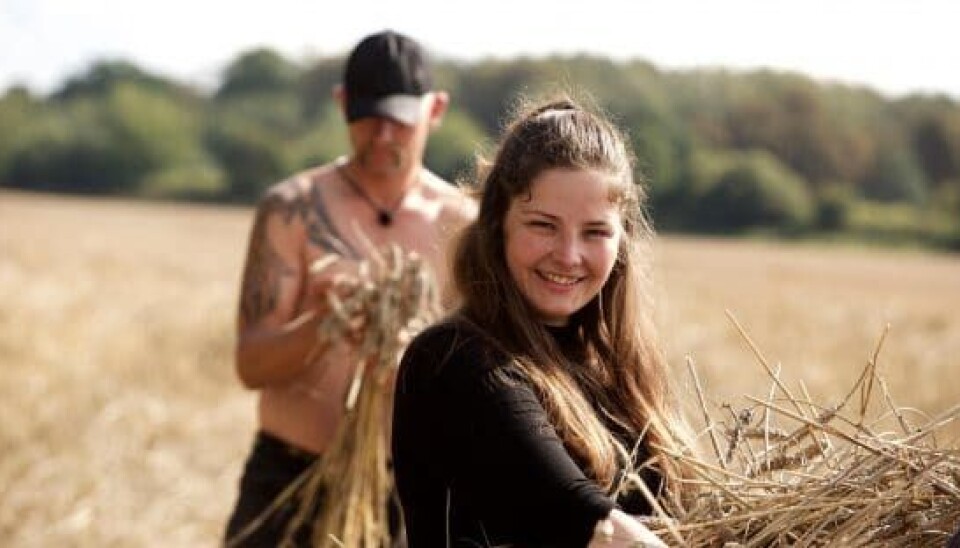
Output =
[{"x1": 503, "y1": 167, "x2": 622, "y2": 325}]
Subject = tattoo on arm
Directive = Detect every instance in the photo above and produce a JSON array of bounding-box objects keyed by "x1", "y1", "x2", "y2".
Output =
[
  {"x1": 303, "y1": 183, "x2": 360, "y2": 258},
  {"x1": 239, "y1": 195, "x2": 297, "y2": 326},
  {"x1": 239, "y1": 177, "x2": 366, "y2": 327}
]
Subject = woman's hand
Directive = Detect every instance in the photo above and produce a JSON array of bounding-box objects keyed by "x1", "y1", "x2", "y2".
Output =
[{"x1": 588, "y1": 509, "x2": 667, "y2": 548}]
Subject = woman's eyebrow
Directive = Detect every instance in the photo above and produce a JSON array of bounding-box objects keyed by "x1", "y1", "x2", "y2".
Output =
[
  {"x1": 519, "y1": 208, "x2": 615, "y2": 227},
  {"x1": 517, "y1": 207, "x2": 559, "y2": 220},
  {"x1": 584, "y1": 220, "x2": 614, "y2": 228}
]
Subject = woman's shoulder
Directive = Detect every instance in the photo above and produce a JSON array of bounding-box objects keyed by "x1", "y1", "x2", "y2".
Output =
[
  {"x1": 399, "y1": 318, "x2": 508, "y2": 387},
  {"x1": 404, "y1": 318, "x2": 494, "y2": 364}
]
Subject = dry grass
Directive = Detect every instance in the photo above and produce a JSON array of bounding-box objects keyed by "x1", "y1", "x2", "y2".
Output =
[
  {"x1": 1, "y1": 190, "x2": 958, "y2": 546},
  {"x1": 0, "y1": 191, "x2": 252, "y2": 547},
  {"x1": 637, "y1": 318, "x2": 960, "y2": 546}
]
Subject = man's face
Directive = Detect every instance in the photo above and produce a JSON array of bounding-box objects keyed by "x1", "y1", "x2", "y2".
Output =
[{"x1": 348, "y1": 97, "x2": 432, "y2": 178}]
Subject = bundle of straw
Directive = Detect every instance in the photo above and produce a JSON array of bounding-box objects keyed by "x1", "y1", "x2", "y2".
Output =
[
  {"x1": 281, "y1": 244, "x2": 440, "y2": 547},
  {"x1": 636, "y1": 313, "x2": 960, "y2": 547}
]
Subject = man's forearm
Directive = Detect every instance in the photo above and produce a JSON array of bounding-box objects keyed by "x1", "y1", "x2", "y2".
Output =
[{"x1": 235, "y1": 310, "x2": 320, "y2": 389}]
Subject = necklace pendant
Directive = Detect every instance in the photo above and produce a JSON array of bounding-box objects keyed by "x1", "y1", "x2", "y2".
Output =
[{"x1": 377, "y1": 211, "x2": 393, "y2": 226}]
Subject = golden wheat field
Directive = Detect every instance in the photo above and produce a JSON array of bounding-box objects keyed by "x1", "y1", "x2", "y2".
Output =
[{"x1": 1, "y1": 189, "x2": 958, "y2": 547}]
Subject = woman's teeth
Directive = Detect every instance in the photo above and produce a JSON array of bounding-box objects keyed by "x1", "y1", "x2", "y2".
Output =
[{"x1": 540, "y1": 272, "x2": 579, "y2": 285}]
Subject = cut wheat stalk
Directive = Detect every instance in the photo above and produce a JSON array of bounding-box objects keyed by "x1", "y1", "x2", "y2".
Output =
[{"x1": 299, "y1": 245, "x2": 440, "y2": 548}]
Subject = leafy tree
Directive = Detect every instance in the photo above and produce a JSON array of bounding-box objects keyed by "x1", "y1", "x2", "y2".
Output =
[
  {"x1": 205, "y1": 115, "x2": 291, "y2": 201},
  {"x1": 106, "y1": 83, "x2": 207, "y2": 177},
  {"x1": 5, "y1": 82, "x2": 206, "y2": 194},
  {"x1": 567, "y1": 58, "x2": 692, "y2": 200},
  {"x1": 213, "y1": 91, "x2": 304, "y2": 137},
  {"x1": 693, "y1": 150, "x2": 814, "y2": 232},
  {"x1": 216, "y1": 48, "x2": 300, "y2": 99},
  {"x1": 455, "y1": 59, "x2": 558, "y2": 133},
  {"x1": 288, "y1": 103, "x2": 351, "y2": 171},
  {"x1": 911, "y1": 112, "x2": 960, "y2": 185},
  {"x1": 669, "y1": 70, "x2": 882, "y2": 188},
  {"x1": 138, "y1": 163, "x2": 227, "y2": 200},
  {"x1": 813, "y1": 182, "x2": 854, "y2": 230},
  {"x1": 52, "y1": 60, "x2": 191, "y2": 101},
  {"x1": 4, "y1": 98, "x2": 122, "y2": 192},
  {"x1": 300, "y1": 58, "x2": 343, "y2": 121},
  {"x1": 0, "y1": 87, "x2": 39, "y2": 182},
  {"x1": 425, "y1": 108, "x2": 487, "y2": 183},
  {"x1": 861, "y1": 140, "x2": 928, "y2": 205}
]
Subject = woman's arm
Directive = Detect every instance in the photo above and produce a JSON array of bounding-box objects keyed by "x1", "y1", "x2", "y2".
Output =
[{"x1": 440, "y1": 361, "x2": 615, "y2": 545}]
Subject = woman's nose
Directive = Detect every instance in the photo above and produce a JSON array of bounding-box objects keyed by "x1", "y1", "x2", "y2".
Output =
[{"x1": 551, "y1": 234, "x2": 582, "y2": 266}]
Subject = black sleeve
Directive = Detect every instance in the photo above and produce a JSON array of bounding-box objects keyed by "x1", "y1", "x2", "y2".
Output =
[
  {"x1": 393, "y1": 323, "x2": 614, "y2": 547},
  {"x1": 446, "y1": 363, "x2": 614, "y2": 545}
]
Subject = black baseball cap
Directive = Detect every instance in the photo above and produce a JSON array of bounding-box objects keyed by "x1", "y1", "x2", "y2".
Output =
[{"x1": 344, "y1": 30, "x2": 433, "y2": 126}]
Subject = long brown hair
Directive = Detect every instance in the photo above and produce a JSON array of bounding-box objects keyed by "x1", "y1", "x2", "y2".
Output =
[{"x1": 452, "y1": 92, "x2": 690, "y2": 494}]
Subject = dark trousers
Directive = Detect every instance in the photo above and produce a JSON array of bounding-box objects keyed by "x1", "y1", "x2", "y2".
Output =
[
  {"x1": 224, "y1": 431, "x2": 321, "y2": 547},
  {"x1": 224, "y1": 430, "x2": 407, "y2": 547}
]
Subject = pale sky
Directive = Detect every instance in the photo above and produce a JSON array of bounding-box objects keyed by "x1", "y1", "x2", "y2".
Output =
[{"x1": 2, "y1": 0, "x2": 959, "y2": 99}]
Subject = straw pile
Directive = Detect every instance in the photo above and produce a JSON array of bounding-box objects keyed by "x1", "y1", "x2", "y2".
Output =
[{"x1": 635, "y1": 313, "x2": 960, "y2": 547}]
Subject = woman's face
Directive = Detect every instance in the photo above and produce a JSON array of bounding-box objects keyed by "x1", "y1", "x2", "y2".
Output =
[{"x1": 503, "y1": 168, "x2": 623, "y2": 326}]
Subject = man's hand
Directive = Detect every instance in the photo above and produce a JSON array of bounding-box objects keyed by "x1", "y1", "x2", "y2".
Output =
[{"x1": 308, "y1": 255, "x2": 362, "y2": 314}]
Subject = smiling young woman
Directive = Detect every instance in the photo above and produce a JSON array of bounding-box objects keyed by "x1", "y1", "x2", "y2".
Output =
[
  {"x1": 391, "y1": 93, "x2": 694, "y2": 547},
  {"x1": 503, "y1": 167, "x2": 623, "y2": 326}
]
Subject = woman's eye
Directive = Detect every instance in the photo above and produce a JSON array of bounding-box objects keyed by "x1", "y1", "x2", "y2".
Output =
[
  {"x1": 586, "y1": 229, "x2": 613, "y2": 238},
  {"x1": 527, "y1": 220, "x2": 554, "y2": 229}
]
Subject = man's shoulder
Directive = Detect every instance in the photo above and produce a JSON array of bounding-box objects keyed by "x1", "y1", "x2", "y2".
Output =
[
  {"x1": 420, "y1": 170, "x2": 478, "y2": 225},
  {"x1": 252, "y1": 164, "x2": 346, "y2": 226},
  {"x1": 260, "y1": 164, "x2": 336, "y2": 205}
]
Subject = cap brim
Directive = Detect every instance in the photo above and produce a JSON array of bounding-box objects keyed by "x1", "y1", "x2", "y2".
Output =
[{"x1": 346, "y1": 95, "x2": 424, "y2": 126}]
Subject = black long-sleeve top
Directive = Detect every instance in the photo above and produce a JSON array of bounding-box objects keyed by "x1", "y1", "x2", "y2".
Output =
[{"x1": 392, "y1": 320, "x2": 660, "y2": 547}]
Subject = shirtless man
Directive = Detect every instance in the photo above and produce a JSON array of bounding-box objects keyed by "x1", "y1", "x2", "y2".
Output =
[{"x1": 224, "y1": 30, "x2": 476, "y2": 546}]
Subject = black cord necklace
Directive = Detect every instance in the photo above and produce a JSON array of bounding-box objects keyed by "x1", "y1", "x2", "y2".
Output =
[{"x1": 336, "y1": 165, "x2": 411, "y2": 227}]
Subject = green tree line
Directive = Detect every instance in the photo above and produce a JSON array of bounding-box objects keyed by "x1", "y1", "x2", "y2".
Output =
[{"x1": 2, "y1": 49, "x2": 959, "y2": 248}]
